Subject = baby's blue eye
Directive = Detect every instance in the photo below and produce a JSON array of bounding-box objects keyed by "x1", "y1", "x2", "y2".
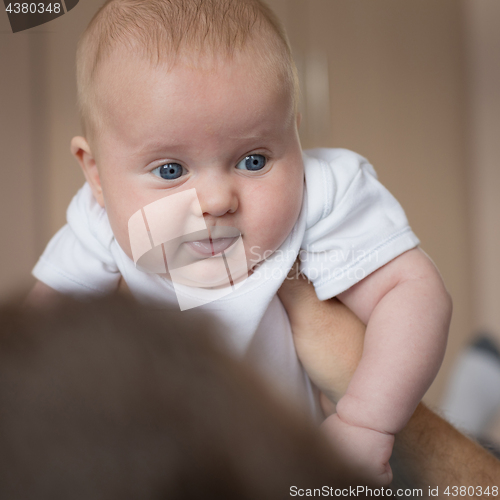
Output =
[
  {"x1": 236, "y1": 154, "x2": 267, "y2": 171},
  {"x1": 153, "y1": 163, "x2": 185, "y2": 180}
]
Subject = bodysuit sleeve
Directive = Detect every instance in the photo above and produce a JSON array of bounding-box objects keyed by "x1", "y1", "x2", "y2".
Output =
[
  {"x1": 300, "y1": 148, "x2": 420, "y2": 300},
  {"x1": 32, "y1": 183, "x2": 121, "y2": 296}
]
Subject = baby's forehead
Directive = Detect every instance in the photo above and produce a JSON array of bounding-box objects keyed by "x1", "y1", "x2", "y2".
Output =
[{"x1": 95, "y1": 41, "x2": 291, "y2": 108}]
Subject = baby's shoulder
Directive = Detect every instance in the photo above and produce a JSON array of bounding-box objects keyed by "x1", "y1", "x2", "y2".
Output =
[
  {"x1": 302, "y1": 148, "x2": 378, "y2": 225},
  {"x1": 303, "y1": 147, "x2": 376, "y2": 180}
]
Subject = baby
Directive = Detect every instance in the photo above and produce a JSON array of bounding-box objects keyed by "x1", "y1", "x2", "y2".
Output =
[{"x1": 29, "y1": 0, "x2": 452, "y2": 484}]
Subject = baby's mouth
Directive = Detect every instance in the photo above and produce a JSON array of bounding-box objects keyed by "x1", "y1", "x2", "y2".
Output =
[
  {"x1": 183, "y1": 226, "x2": 241, "y2": 258},
  {"x1": 185, "y1": 237, "x2": 238, "y2": 257}
]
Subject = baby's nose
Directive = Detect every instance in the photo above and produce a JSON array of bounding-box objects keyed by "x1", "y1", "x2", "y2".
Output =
[{"x1": 197, "y1": 179, "x2": 238, "y2": 217}]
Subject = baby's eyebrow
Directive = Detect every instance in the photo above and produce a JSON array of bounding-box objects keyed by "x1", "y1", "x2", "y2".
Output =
[
  {"x1": 227, "y1": 132, "x2": 277, "y2": 143},
  {"x1": 227, "y1": 125, "x2": 282, "y2": 142},
  {"x1": 227, "y1": 134, "x2": 261, "y2": 140},
  {"x1": 133, "y1": 141, "x2": 190, "y2": 157}
]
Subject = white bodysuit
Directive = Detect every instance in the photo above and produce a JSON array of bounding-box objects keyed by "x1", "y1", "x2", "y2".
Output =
[{"x1": 33, "y1": 148, "x2": 419, "y2": 417}]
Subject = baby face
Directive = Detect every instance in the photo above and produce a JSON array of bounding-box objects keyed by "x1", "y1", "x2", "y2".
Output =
[{"x1": 79, "y1": 47, "x2": 304, "y2": 286}]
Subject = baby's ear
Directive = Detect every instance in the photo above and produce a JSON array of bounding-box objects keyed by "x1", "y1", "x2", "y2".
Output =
[{"x1": 70, "y1": 136, "x2": 104, "y2": 207}]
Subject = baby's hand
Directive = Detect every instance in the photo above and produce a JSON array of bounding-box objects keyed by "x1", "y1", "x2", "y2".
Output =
[{"x1": 321, "y1": 413, "x2": 394, "y2": 486}]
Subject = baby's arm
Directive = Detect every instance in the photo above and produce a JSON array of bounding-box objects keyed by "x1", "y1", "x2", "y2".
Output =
[
  {"x1": 336, "y1": 247, "x2": 452, "y2": 435},
  {"x1": 322, "y1": 247, "x2": 451, "y2": 483}
]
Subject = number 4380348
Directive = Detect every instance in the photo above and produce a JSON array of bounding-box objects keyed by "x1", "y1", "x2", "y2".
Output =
[
  {"x1": 5, "y1": 3, "x2": 61, "y2": 14},
  {"x1": 444, "y1": 486, "x2": 498, "y2": 496}
]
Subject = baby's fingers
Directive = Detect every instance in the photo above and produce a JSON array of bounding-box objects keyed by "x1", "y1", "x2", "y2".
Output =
[{"x1": 321, "y1": 414, "x2": 394, "y2": 486}]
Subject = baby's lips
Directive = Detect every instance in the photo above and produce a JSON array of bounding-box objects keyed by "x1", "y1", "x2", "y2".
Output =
[
  {"x1": 185, "y1": 236, "x2": 239, "y2": 258},
  {"x1": 168, "y1": 226, "x2": 242, "y2": 269},
  {"x1": 205, "y1": 225, "x2": 241, "y2": 240}
]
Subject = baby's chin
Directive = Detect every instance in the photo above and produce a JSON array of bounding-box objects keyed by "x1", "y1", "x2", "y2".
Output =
[{"x1": 163, "y1": 256, "x2": 249, "y2": 289}]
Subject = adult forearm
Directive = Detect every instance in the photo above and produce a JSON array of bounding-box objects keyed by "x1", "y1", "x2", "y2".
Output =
[
  {"x1": 278, "y1": 270, "x2": 364, "y2": 403},
  {"x1": 393, "y1": 403, "x2": 499, "y2": 494}
]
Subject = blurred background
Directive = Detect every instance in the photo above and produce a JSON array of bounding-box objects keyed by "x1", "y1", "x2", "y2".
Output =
[{"x1": 1, "y1": 0, "x2": 500, "y2": 440}]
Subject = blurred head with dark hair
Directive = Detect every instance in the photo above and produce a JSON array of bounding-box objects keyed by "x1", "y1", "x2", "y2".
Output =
[{"x1": 0, "y1": 296, "x2": 365, "y2": 499}]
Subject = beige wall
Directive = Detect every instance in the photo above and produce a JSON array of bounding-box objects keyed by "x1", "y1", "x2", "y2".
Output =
[
  {"x1": 0, "y1": 15, "x2": 38, "y2": 299},
  {"x1": 462, "y1": 0, "x2": 500, "y2": 339},
  {"x1": 1, "y1": 1, "x2": 496, "y2": 409},
  {"x1": 461, "y1": 0, "x2": 500, "y2": 440}
]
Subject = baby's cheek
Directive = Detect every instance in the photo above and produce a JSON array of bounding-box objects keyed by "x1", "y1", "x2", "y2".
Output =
[
  {"x1": 116, "y1": 226, "x2": 134, "y2": 260},
  {"x1": 277, "y1": 181, "x2": 303, "y2": 239},
  {"x1": 278, "y1": 174, "x2": 303, "y2": 221},
  {"x1": 254, "y1": 184, "x2": 302, "y2": 252}
]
